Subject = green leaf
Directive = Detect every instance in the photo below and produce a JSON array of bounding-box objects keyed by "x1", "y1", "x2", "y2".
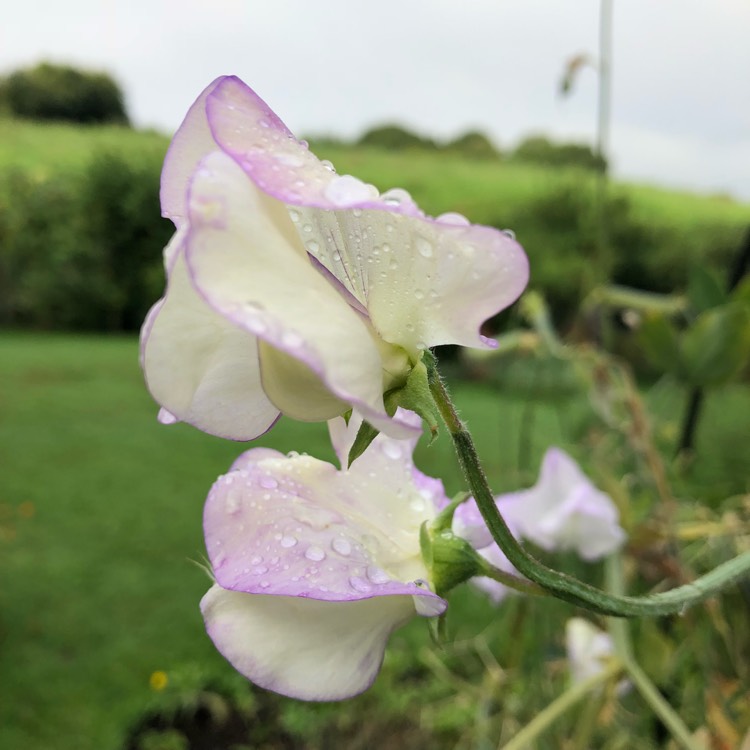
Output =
[
  {"x1": 636, "y1": 313, "x2": 682, "y2": 376},
  {"x1": 680, "y1": 302, "x2": 750, "y2": 386},
  {"x1": 687, "y1": 265, "x2": 727, "y2": 314},
  {"x1": 346, "y1": 419, "x2": 381, "y2": 467}
]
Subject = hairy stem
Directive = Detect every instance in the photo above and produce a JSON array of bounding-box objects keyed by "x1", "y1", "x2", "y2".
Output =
[{"x1": 428, "y1": 364, "x2": 750, "y2": 617}]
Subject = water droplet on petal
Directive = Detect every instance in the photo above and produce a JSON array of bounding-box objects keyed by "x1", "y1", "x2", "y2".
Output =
[
  {"x1": 416, "y1": 236, "x2": 433, "y2": 258},
  {"x1": 332, "y1": 537, "x2": 352, "y2": 556},
  {"x1": 259, "y1": 476, "x2": 278, "y2": 490},
  {"x1": 252, "y1": 565, "x2": 268, "y2": 575},
  {"x1": 409, "y1": 498, "x2": 426, "y2": 513},
  {"x1": 349, "y1": 576, "x2": 372, "y2": 593},
  {"x1": 436, "y1": 211, "x2": 470, "y2": 226},
  {"x1": 280, "y1": 535, "x2": 298, "y2": 548},
  {"x1": 225, "y1": 490, "x2": 241, "y2": 515},
  {"x1": 366, "y1": 566, "x2": 391, "y2": 584},
  {"x1": 414, "y1": 289, "x2": 425, "y2": 300},
  {"x1": 321, "y1": 159, "x2": 336, "y2": 172},
  {"x1": 213, "y1": 552, "x2": 227, "y2": 568},
  {"x1": 305, "y1": 545, "x2": 326, "y2": 562},
  {"x1": 259, "y1": 580, "x2": 271, "y2": 589},
  {"x1": 306, "y1": 239, "x2": 320, "y2": 254},
  {"x1": 502, "y1": 228, "x2": 516, "y2": 240},
  {"x1": 281, "y1": 330, "x2": 304, "y2": 349},
  {"x1": 381, "y1": 441, "x2": 402, "y2": 460}
]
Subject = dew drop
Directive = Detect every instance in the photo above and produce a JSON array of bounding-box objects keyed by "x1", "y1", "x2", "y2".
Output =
[
  {"x1": 250, "y1": 555, "x2": 263, "y2": 565},
  {"x1": 409, "y1": 498, "x2": 426, "y2": 513},
  {"x1": 259, "y1": 581, "x2": 271, "y2": 589},
  {"x1": 213, "y1": 552, "x2": 227, "y2": 568},
  {"x1": 349, "y1": 576, "x2": 372, "y2": 593},
  {"x1": 305, "y1": 545, "x2": 326, "y2": 562},
  {"x1": 225, "y1": 490, "x2": 241, "y2": 515},
  {"x1": 321, "y1": 159, "x2": 336, "y2": 172},
  {"x1": 366, "y1": 566, "x2": 391, "y2": 584},
  {"x1": 281, "y1": 330, "x2": 304, "y2": 349},
  {"x1": 252, "y1": 565, "x2": 268, "y2": 575},
  {"x1": 280, "y1": 535, "x2": 298, "y2": 548},
  {"x1": 306, "y1": 239, "x2": 320, "y2": 254},
  {"x1": 416, "y1": 236, "x2": 433, "y2": 258},
  {"x1": 414, "y1": 289, "x2": 425, "y2": 300},
  {"x1": 502, "y1": 228, "x2": 516, "y2": 240},
  {"x1": 332, "y1": 537, "x2": 352, "y2": 556},
  {"x1": 381, "y1": 441, "x2": 402, "y2": 460},
  {"x1": 259, "y1": 476, "x2": 278, "y2": 489}
]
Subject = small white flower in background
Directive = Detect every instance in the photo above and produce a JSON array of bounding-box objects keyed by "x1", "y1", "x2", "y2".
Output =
[
  {"x1": 565, "y1": 617, "x2": 617, "y2": 685},
  {"x1": 140, "y1": 75, "x2": 528, "y2": 442},
  {"x1": 453, "y1": 447, "x2": 626, "y2": 601}
]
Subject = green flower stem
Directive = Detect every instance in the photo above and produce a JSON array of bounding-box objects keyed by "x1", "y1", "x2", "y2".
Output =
[
  {"x1": 477, "y1": 558, "x2": 547, "y2": 598},
  {"x1": 605, "y1": 556, "x2": 702, "y2": 750},
  {"x1": 427, "y1": 363, "x2": 750, "y2": 617},
  {"x1": 500, "y1": 658, "x2": 623, "y2": 750}
]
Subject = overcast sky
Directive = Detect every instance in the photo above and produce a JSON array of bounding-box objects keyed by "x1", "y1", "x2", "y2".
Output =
[{"x1": 3, "y1": 1, "x2": 749, "y2": 199}]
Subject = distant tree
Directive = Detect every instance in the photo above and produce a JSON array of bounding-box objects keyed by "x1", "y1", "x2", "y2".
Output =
[
  {"x1": 358, "y1": 123, "x2": 437, "y2": 151},
  {"x1": 445, "y1": 130, "x2": 501, "y2": 160},
  {"x1": 512, "y1": 134, "x2": 606, "y2": 171},
  {"x1": 2, "y1": 62, "x2": 129, "y2": 125}
]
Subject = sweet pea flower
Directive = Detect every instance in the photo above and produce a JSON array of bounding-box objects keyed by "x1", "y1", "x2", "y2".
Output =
[
  {"x1": 200, "y1": 410, "x2": 449, "y2": 700},
  {"x1": 453, "y1": 447, "x2": 626, "y2": 601},
  {"x1": 503, "y1": 448, "x2": 626, "y2": 560},
  {"x1": 140, "y1": 76, "x2": 528, "y2": 441},
  {"x1": 565, "y1": 617, "x2": 616, "y2": 685}
]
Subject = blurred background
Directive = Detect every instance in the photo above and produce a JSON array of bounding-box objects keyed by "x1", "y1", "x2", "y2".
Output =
[{"x1": 1, "y1": 2, "x2": 748, "y2": 748}]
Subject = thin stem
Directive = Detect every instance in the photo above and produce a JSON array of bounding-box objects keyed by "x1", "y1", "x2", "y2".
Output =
[
  {"x1": 500, "y1": 658, "x2": 623, "y2": 750},
  {"x1": 606, "y1": 556, "x2": 703, "y2": 750},
  {"x1": 429, "y1": 366, "x2": 750, "y2": 617},
  {"x1": 478, "y1": 559, "x2": 547, "y2": 598}
]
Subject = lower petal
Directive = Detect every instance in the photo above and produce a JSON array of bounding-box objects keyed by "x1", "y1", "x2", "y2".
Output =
[{"x1": 201, "y1": 585, "x2": 415, "y2": 700}]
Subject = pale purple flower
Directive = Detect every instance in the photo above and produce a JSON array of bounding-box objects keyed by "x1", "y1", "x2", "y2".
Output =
[
  {"x1": 454, "y1": 448, "x2": 626, "y2": 601},
  {"x1": 502, "y1": 448, "x2": 626, "y2": 561},
  {"x1": 140, "y1": 76, "x2": 528, "y2": 441},
  {"x1": 200, "y1": 410, "x2": 448, "y2": 700}
]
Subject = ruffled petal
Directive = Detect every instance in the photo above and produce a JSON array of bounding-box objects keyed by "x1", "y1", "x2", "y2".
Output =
[
  {"x1": 185, "y1": 150, "x2": 417, "y2": 438},
  {"x1": 204, "y1": 77, "x2": 529, "y2": 356},
  {"x1": 201, "y1": 584, "x2": 414, "y2": 700},
  {"x1": 204, "y1": 450, "x2": 446, "y2": 610},
  {"x1": 161, "y1": 77, "x2": 225, "y2": 227},
  {"x1": 503, "y1": 448, "x2": 626, "y2": 560},
  {"x1": 140, "y1": 245, "x2": 279, "y2": 440}
]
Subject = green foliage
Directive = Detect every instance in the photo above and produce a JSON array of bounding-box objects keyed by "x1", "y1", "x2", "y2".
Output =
[
  {"x1": 357, "y1": 123, "x2": 438, "y2": 150},
  {"x1": 511, "y1": 134, "x2": 607, "y2": 172},
  {"x1": 444, "y1": 129, "x2": 501, "y2": 160},
  {"x1": 0, "y1": 148, "x2": 169, "y2": 330},
  {"x1": 2, "y1": 335, "x2": 748, "y2": 748},
  {"x1": 2, "y1": 62, "x2": 128, "y2": 124}
]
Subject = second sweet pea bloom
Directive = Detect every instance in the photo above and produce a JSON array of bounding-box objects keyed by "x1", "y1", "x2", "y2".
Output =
[
  {"x1": 140, "y1": 76, "x2": 529, "y2": 440},
  {"x1": 200, "y1": 411, "x2": 449, "y2": 700},
  {"x1": 454, "y1": 447, "x2": 626, "y2": 602}
]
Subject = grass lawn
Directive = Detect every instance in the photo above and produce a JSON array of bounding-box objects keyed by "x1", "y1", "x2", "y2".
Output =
[{"x1": 1, "y1": 334, "x2": 749, "y2": 748}]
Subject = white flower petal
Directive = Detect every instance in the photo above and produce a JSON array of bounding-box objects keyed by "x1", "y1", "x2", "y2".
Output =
[
  {"x1": 140, "y1": 247, "x2": 278, "y2": 440},
  {"x1": 185, "y1": 150, "x2": 416, "y2": 438},
  {"x1": 201, "y1": 585, "x2": 415, "y2": 700}
]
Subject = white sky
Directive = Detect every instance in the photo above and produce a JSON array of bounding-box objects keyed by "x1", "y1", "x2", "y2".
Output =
[{"x1": 3, "y1": 0, "x2": 749, "y2": 199}]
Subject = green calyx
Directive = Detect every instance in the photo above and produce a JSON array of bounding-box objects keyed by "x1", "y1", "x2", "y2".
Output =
[
  {"x1": 420, "y1": 495, "x2": 484, "y2": 598},
  {"x1": 347, "y1": 352, "x2": 441, "y2": 466}
]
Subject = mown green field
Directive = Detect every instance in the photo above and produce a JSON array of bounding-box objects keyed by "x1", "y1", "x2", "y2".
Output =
[{"x1": 1, "y1": 334, "x2": 748, "y2": 749}]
